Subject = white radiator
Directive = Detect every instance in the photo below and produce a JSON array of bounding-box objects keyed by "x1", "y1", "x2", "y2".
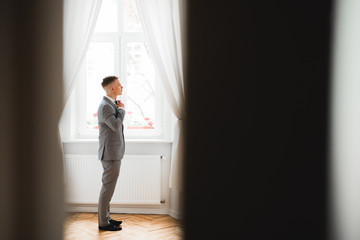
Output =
[{"x1": 64, "y1": 154, "x2": 162, "y2": 205}]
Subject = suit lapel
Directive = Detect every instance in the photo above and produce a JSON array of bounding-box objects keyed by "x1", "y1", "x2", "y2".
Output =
[
  {"x1": 103, "y1": 96, "x2": 117, "y2": 109},
  {"x1": 103, "y1": 96, "x2": 125, "y2": 139}
]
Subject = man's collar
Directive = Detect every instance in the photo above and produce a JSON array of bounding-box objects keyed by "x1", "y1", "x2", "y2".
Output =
[{"x1": 103, "y1": 96, "x2": 117, "y2": 107}]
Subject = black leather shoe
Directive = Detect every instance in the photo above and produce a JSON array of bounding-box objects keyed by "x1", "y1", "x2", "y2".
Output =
[
  {"x1": 110, "y1": 219, "x2": 122, "y2": 225},
  {"x1": 98, "y1": 222, "x2": 122, "y2": 231}
]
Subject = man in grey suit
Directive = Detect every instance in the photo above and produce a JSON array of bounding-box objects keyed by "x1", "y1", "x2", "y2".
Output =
[{"x1": 97, "y1": 76, "x2": 125, "y2": 231}]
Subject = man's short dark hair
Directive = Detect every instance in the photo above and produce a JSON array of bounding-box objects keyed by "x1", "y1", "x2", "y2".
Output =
[{"x1": 101, "y1": 76, "x2": 118, "y2": 88}]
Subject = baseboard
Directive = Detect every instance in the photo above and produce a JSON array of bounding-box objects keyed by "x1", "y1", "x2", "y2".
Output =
[
  {"x1": 65, "y1": 203, "x2": 169, "y2": 215},
  {"x1": 169, "y1": 208, "x2": 183, "y2": 219},
  {"x1": 65, "y1": 203, "x2": 183, "y2": 219}
]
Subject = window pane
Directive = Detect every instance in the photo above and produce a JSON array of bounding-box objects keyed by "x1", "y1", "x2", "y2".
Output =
[
  {"x1": 94, "y1": 0, "x2": 117, "y2": 33},
  {"x1": 124, "y1": 0, "x2": 143, "y2": 32},
  {"x1": 86, "y1": 42, "x2": 115, "y2": 129},
  {"x1": 126, "y1": 42, "x2": 156, "y2": 129}
]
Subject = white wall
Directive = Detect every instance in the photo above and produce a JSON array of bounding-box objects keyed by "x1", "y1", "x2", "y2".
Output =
[{"x1": 331, "y1": 0, "x2": 360, "y2": 239}]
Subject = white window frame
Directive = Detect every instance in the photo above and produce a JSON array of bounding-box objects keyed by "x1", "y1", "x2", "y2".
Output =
[{"x1": 73, "y1": 0, "x2": 169, "y2": 140}]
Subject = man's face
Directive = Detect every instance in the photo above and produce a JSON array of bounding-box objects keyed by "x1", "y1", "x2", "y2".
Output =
[{"x1": 111, "y1": 79, "x2": 123, "y2": 96}]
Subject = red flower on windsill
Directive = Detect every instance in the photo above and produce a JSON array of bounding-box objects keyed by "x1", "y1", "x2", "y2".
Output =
[
  {"x1": 148, "y1": 121, "x2": 153, "y2": 127},
  {"x1": 93, "y1": 112, "x2": 98, "y2": 117},
  {"x1": 145, "y1": 118, "x2": 150, "y2": 121},
  {"x1": 128, "y1": 111, "x2": 133, "y2": 115}
]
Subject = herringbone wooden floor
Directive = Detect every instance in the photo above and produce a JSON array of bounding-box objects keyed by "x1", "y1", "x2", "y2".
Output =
[{"x1": 64, "y1": 213, "x2": 183, "y2": 240}]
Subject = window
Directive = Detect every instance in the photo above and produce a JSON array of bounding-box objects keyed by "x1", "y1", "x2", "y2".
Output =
[{"x1": 74, "y1": 0, "x2": 167, "y2": 139}]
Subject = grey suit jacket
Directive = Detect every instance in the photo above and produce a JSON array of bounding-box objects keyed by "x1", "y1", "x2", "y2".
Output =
[{"x1": 98, "y1": 96, "x2": 126, "y2": 161}]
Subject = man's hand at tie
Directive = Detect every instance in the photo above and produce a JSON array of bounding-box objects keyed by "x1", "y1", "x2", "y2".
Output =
[{"x1": 116, "y1": 100, "x2": 125, "y2": 109}]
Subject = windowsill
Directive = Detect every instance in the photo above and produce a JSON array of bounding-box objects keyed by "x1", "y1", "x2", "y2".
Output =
[{"x1": 62, "y1": 139, "x2": 173, "y2": 144}]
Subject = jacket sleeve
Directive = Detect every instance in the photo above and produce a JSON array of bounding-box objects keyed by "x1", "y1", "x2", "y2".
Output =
[{"x1": 101, "y1": 104, "x2": 126, "y2": 132}]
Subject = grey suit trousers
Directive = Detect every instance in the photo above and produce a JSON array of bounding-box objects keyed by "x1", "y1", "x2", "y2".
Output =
[{"x1": 98, "y1": 160, "x2": 121, "y2": 227}]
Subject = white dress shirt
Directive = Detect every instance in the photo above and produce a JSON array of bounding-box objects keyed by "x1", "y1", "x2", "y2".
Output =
[{"x1": 105, "y1": 96, "x2": 125, "y2": 110}]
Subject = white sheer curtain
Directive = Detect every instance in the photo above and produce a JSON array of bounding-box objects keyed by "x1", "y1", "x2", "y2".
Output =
[
  {"x1": 136, "y1": 0, "x2": 185, "y2": 190},
  {"x1": 63, "y1": 0, "x2": 103, "y2": 105}
]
